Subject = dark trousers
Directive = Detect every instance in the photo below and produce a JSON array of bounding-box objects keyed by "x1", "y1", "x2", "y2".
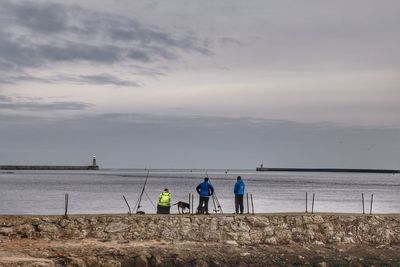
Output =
[
  {"x1": 235, "y1": 195, "x2": 244, "y2": 214},
  {"x1": 198, "y1": 196, "x2": 210, "y2": 213},
  {"x1": 157, "y1": 205, "x2": 170, "y2": 214}
]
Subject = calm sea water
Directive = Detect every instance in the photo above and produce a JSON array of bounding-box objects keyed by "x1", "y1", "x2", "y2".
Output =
[{"x1": 0, "y1": 169, "x2": 399, "y2": 215}]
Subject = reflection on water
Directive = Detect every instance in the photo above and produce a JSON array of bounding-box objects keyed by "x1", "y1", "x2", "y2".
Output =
[{"x1": 0, "y1": 169, "x2": 399, "y2": 214}]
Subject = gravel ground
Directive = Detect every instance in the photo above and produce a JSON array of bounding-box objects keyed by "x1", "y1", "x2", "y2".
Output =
[{"x1": 1, "y1": 238, "x2": 400, "y2": 266}]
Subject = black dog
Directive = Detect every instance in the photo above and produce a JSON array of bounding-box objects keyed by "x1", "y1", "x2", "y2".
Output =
[{"x1": 173, "y1": 201, "x2": 190, "y2": 214}]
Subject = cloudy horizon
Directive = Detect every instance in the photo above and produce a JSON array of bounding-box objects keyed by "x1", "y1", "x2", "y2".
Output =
[{"x1": 1, "y1": 0, "x2": 399, "y2": 168}]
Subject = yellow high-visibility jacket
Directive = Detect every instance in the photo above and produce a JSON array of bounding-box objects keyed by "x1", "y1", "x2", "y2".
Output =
[{"x1": 158, "y1": 192, "x2": 171, "y2": 207}]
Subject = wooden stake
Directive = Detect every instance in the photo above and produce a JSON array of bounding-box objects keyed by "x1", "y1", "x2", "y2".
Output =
[
  {"x1": 250, "y1": 193, "x2": 254, "y2": 215},
  {"x1": 191, "y1": 194, "x2": 194, "y2": 214},
  {"x1": 64, "y1": 193, "x2": 69, "y2": 217},
  {"x1": 311, "y1": 193, "x2": 315, "y2": 214},
  {"x1": 246, "y1": 193, "x2": 250, "y2": 214},
  {"x1": 306, "y1": 192, "x2": 308, "y2": 213},
  {"x1": 370, "y1": 194, "x2": 374, "y2": 215},
  {"x1": 188, "y1": 193, "x2": 191, "y2": 214},
  {"x1": 362, "y1": 193, "x2": 365, "y2": 214}
]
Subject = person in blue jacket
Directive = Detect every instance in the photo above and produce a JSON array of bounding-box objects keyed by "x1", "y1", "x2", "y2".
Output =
[
  {"x1": 196, "y1": 177, "x2": 214, "y2": 214},
  {"x1": 234, "y1": 176, "x2": 245, "y2": 214}
]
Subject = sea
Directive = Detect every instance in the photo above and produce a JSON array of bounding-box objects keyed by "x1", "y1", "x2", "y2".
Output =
[{"x1": 0, "y1": 169, "x2": 399, "y2": 215}]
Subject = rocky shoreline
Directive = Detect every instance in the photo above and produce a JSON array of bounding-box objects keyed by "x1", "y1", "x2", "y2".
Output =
[{"x1": 1, "y1": 213, "x2": 399, "y2": 266}]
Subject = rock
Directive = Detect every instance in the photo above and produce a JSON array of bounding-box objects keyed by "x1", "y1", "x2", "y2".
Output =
[
  {"x1": 149, "y1": 254, "x2": 162, "y2": 266},
  {"x1": 0, "y1": 258, "x2": 55, "y2": 267},
  {"x1": 321, "y1": 223, "x2": 333, "y2": 234},
  {"x1": 105, "y1": 222, "x2": 129, "y2": 233},
  {"x1": 304, "y1": 229, "x2": 315, "y2": 240},
  {"x1": 240, "y1": 252, "x2": 250, "y2": 257},
  {"x1": 65, "y1": 257, "x2": 87, "y2": 267},
  {"x1": 309, "y1": 215, "x2": 324, "y2": 224},
  {"x1": 103, "y1": 260, "x2": 121, "y2": 267},
  {"x1": 38, "y1": 223, "x2": 59, "y2": 233},
  {"x1": 134, "y1": 255, "x2": 148, "y2": 267},
  {"x1": 69, "y1": 229, "x2": 88, "y2": 239},
  {"x1": 303, "y1": 214, "x2": 324, "y2": 224},
  {"x1": 0, "y1": 227, "x2": 13, "y2": 235},
  {"x1": 246, "y1": 217, "x2": 267, "y2": 227},
  {"x1": 15, "y1": 224, "x2": 36, "y2": 238},
  {"x1": 357, "y1": 222, "x2": 370, "y2": 232},
  {"x1": 250, "y1": 230, "x2": 264, "y2": 243},
  {"x1": 231, "y1": 221, "x2": 250, "y2": 232},
  {"x1": 342, "y1": 236, "x2": 355, "y2": 244},
  {"x1": 287, "y1": 216, "x2": 303, "y2": 226},
  {"x1": 236, "y1": 231, "x2": 251, "y2": 243},
  {"x1": 306, "y1": 224, "x2": 319, "y2": 231},
  {"x1": 265, "y1": 236, "x2": 277, "y2": 245},
  {"x1": 263, "y1": 226, "x2": 274, "y2": 236},
  {"x1": 209, "y1": 260, "x2": 221, "y2": 267},
  {"x1": 192, "y1": 259, "x2": 209, "y2": 267},
  {"x1": 225, "y1": 240, "x2": 238, "y2": 246},
  {"x1": 218, "y1": 216, "x2": 234, "y2": 226},
  {"x1": 279, "y1": 223, "x2": 289, "y2": 229},
  {"x1": 161, "y1": 229, "x2": 178, "y2": 240},
  {"x1": 316, "y1": 262, "x2": 328, "y2": 267},
  {"x1": 59, "y1": 219, "x2": 70, "y2": 228},
  {"x1": 76, "y1": 218, "x2": 86, "y2": 225},
  {"x1": 331, "y1": 236, "x2": 341, "y2": 244},
  {"x1": 381, "y1": 228, "x2": 397, "y2": 244},
  {"x1": 275, "y1": 230, "x2": 292, "y2": 244}
]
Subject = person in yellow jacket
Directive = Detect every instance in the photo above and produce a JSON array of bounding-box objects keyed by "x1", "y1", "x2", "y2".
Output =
[{"x1": 157, "y1": 188, "x2": 171, "y2": 214}]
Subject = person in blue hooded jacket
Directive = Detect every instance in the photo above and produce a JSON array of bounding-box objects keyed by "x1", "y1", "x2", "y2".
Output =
[
  {"x1": 196, "y1": 177, "x2": 214, "y2": 214},
  {"x1": 234, "y1": 176, "x2": 245, "y2": 214}
]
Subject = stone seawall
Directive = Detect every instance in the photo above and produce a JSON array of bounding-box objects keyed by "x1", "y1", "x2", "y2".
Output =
[{"x1": 1, "y1": 214, "x2": 399, "y2": 245}]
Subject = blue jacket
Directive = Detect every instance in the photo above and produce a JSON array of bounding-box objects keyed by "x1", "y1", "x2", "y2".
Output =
[
  {"x1": 234, "y1": 179, "x2": 245, "y2": 196},
  {"x1": 196, "y1": 181, "x2": 214, "y2": 197}
]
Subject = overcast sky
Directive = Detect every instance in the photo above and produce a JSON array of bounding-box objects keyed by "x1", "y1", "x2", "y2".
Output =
[{"x1": 0, "y1": 0, "x2": 399, "y2": 168}]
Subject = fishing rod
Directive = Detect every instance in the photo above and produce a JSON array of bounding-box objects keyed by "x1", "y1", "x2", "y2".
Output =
[
  {"x1": 144, "y1": 191, "x2": 157, "y2": 210},
  {"x1": 122, "y1": 195, "x2": 131, "y2": 215},
  {"x1": 133, "y1": 169, "x2": 150, "y2": 213}
]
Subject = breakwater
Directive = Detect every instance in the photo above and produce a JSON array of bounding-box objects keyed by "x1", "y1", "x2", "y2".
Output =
[
  {"x1": 1, "y1": 214, "x2": 399, "y2": 244},
  {"x1": 0, "y1": 157, "x2": 99, "y2": 171},
  {"x1": 256, "y1": 167, "x2": 400, "y2": 173},
  {"x1": 1, "y1": 214, "x2": 399, "y2": 266},
  {"x1": 0, "y1": 165, "x2": 99, "y2": 170}
]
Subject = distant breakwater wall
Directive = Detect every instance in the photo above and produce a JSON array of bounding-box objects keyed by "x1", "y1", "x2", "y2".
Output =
[
  {"x1": 256, "y1": 167, "x2": 400, "y2": 173},
  {"x1": 1, "y1": 214, "x2": 399, "y2": 245},
  {"x1": 0, "y1": 165, "x2": 99, "y2": 170}
]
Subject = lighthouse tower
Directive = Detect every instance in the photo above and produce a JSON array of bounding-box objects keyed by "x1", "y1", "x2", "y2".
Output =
[{"x1": 91, "y1": 156, "x2": 99, "y2": 170}]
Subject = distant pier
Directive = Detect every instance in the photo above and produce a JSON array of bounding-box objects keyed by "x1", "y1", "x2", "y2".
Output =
[
  {"x1": 256, "y1": 166, "x2": 400, "y2": 174},
  {"x1": 0, "y1": 157, "x2": 99, "y2": 171}
]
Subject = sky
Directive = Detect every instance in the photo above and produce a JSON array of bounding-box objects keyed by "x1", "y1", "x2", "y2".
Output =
[{"x1": 0, "y1": 0, "x2": 399, "y2": 169}]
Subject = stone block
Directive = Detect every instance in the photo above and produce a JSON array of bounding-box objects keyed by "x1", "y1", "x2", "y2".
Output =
[{"x1": 105, "y1": 222, "x2": 129, "y2": 233}]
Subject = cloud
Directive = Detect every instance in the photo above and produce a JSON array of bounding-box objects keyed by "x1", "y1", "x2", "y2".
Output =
[
  {"x1": 0, "y1": 0, "x2": 211, "y2": 85},
  {"x1": 65, "y1": 74, "x2": 141, "y2": 87},
  {"x1": 0, "y1": 112, "x2": 399, "y2": 169},
  {"x1": 0, "y1": 94, "x2": 92, "y2": 111},
  {"x1": 219, "y1": 37, "x2": 244, "y2": 47},
  {"x1": 3, "y1": 1, "x2": 68, "y2": 34}
]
